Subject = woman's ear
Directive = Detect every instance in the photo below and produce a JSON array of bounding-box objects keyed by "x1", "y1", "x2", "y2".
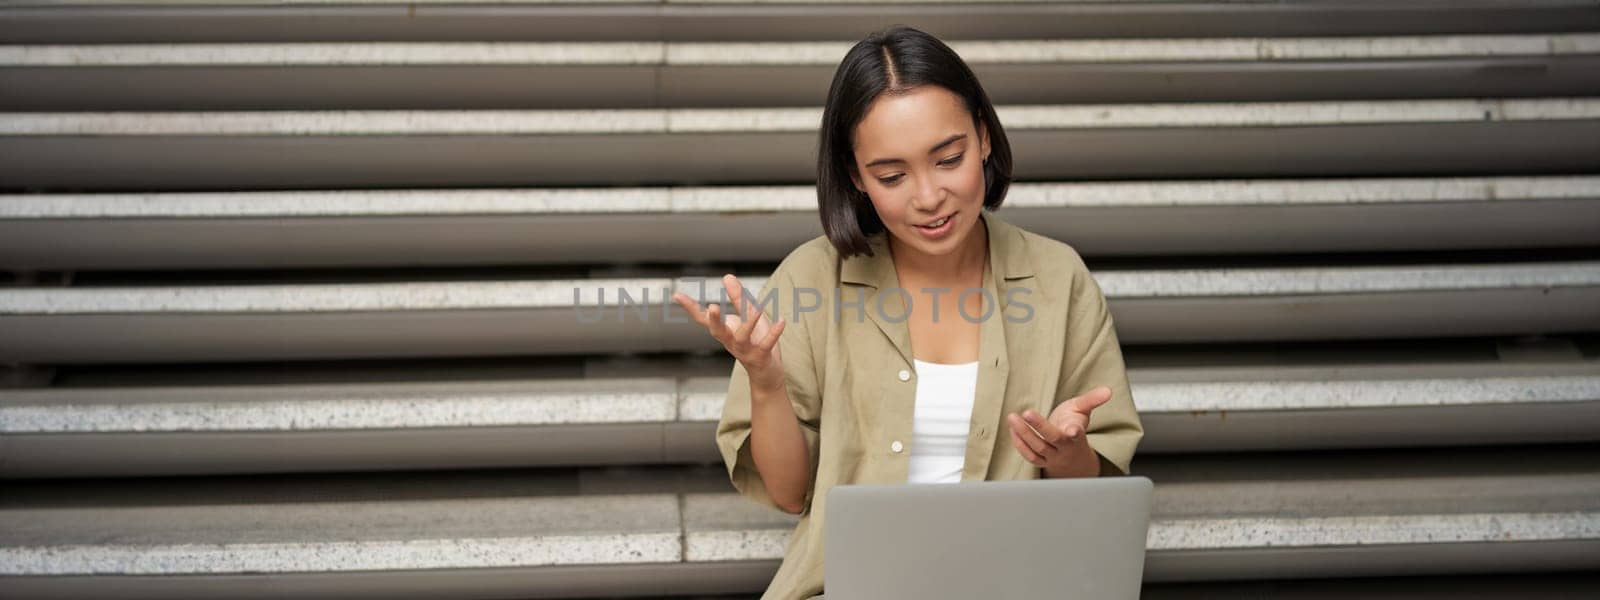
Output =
[{"x1": 978, "y1": 120, "x2": 990, "y2": 163}]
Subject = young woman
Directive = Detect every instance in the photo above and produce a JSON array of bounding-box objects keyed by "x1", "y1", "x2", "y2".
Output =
[{"x1": 671, "y1": 25, "x2": 1144, "y2": 600}]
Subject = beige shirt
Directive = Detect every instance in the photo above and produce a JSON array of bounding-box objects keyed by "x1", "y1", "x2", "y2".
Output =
[{"x1": 716, "y1": 209, "x2": 1145, "y2": 600}]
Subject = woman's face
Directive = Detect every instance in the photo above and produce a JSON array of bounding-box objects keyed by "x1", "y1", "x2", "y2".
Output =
[{"x1": 849, "y1": 85, "x2": 991, "y2": 262}]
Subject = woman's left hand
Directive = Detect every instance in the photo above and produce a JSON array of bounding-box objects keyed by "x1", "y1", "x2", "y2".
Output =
[{"x1": 1006, "y1": 385, "x2": 1113, "y2": 478}]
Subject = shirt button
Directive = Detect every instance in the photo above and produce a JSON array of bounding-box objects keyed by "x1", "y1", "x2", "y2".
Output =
[
  {"x1": 891, "y1": 440, "x2": 904, "y2": 453},
  {"x1": 897, "y1": 369, "x2": 911, "y2": 382}
]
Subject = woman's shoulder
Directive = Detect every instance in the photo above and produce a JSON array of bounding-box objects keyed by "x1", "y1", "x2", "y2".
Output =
[
  {"x1": 1006, "y1": 221, "x2": 1096, "y2": 295},
  {"x1": 770, "y1": 234, "x2": 842, "y2": 286},
  {"x1": 1012, "y1": 223, "x2": 1089, "y2": 271}
]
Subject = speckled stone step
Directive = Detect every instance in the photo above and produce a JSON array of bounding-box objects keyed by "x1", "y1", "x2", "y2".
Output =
[
  {"x1": 3, "y1": 175, "x2": 1596, "y2": 269},
  {"x1": 683, "y1": 360, "x2": 1600, "y2": 453},
  {"x1": 0, "y1": 376, "x2": 708, "y2": 477},
  {"x1": 688, "y1": 503, "x2": 1600, "y2": 584},
  {"x1": 14, "y1": 34, "x2": 1595, "y2": 68},
  {"x1": 0, "y1": 468, "x2": 751, "y2": 598},
  {"x1": 4, "y1": 98, "x2": 1598, "y2": 190},
  {"x1": 2, "y1": 258, "x2": 1597, "y2": 363},
  {"x1": 6, "y1": 33, "x2": 1596, "y2": 110},
  {"x1": 683, "y1": 444, "x2": 1600, "y2": 584},
  {"x1": 1140, "y1": 571, "x2": 1600, "y2": 599},
  {"x1": 686, "y1": 571, "x2": 1600, "y2": 600},
  {"x1": 3, "y1": 358, "x2": 1595, "y2": 477},
  {"x1": 2, "y1": 448, "x2": 1596, "y2": 597},
  {"x1": 9, "y1": 0, "x2": 1597, "y2": 46},
  {"x1": 0, "y1": 464, "x2": 761, "y2": 598}
]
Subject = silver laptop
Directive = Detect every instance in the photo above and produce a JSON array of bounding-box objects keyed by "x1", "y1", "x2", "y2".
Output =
[{"x1": 824, "y1": 476, "x2": 1153, "y2": 599}]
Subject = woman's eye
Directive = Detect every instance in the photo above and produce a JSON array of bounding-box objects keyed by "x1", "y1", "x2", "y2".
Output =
[{"x1": 876, "y1": 155, "x2": 962, "y2": 185}]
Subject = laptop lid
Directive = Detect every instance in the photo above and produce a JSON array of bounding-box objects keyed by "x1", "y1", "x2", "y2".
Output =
[{"x1": 824, "y1": 476, "x2": 1153, "y2": 600}]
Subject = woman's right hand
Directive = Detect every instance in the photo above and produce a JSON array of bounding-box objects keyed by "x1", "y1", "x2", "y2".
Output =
[{"x1": 672, "y1": 274, "x2": 788, "y2": 390}]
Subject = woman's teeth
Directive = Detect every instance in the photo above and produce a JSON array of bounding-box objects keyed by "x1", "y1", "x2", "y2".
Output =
[{"x1": 920, "y1": 216, "x2": 950, "y2": 228}]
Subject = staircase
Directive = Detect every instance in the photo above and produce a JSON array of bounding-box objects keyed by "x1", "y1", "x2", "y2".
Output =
[{"x1": 2, "y1": 0, "x2": 1599, "y2": 597}]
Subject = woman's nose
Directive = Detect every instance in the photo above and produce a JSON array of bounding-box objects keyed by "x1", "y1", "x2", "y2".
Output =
[{"x1": 909, "y1": 174, "x2": 942, "y2": 212}]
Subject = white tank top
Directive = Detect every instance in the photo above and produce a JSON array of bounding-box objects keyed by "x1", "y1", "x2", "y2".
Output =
[{"x1": 906, "y1": 358, "x2": 980, "y2": 484}]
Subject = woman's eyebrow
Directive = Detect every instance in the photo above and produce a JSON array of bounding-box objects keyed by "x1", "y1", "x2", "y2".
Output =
[{"x1": 863, "y1": 133, "x2": 967, "y2": 168}]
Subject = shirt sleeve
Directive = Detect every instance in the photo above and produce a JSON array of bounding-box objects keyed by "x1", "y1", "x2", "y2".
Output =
[
  {"x1": 1057, "y1": 251, "x2": 1144, "y2": 477},
  {"x1": 714, "y1": 260, "x2": 825, "y2": 514}
]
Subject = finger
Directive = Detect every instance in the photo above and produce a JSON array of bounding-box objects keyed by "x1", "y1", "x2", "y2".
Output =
[
  {"x1": 756, "y1": 318, "x2": 787, "y2": 354},
  {"x1": 1021, "y1": 409, "x2": 1067, "y2": 446},
  {"x1": 705, "y1": 302, "x2": 733, "y2": 344},
  {"x1": 722, "y1": 274, "x2": 766, "y2": 341},
  {"x1": 1017, "y1": 416, "x2": 1056, "y2": 454},
  {"x1": 1048, "y1": 414, "x2": 1087, "y2": 441},
  {"x1": 1009, "y1": 425, "x2": 1046, "y2": 467},
  {"x1": 1068, "y1": 386, "x2": 1115, "y2": 417},
  {"x1": 1015, "y1": 411, "x2": 1058, "y2": 451},
  {"x1": 1009, "y1": 427, "x2": 1041, "y2": 465},
  {"x1": 721, "y1": 274, "x2": 749, "y2": 321},
  {"x1": 1008, "y1": 413, "x2": 1055, "y2": 457},
  {"x1": 1063, "y1": 422, "x2": 1085, "y2": 439},
  {"x1": 734, "y1": 292, "x2": 762, "y2": 343},
  {"x1": 670, "y1": 292, "x2": 709, "y2": 328}
]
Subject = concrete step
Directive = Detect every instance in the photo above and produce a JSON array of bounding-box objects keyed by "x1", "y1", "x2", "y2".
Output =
[
  {"x1": 1, "y1": 258, "x2": 1597, "y2": 363},
  {"x1": 1140, "y1": 571, "x2": 1600, "y2": 599},
  {"x1": 687, "y1": 443, "x2": 1600, "y2": 584},
  {"x1": 4, "y1": 176, "x2": 1598, "y2": 269},
  {"x1": 667, "y1": 571, "x2": 1600, "y2": 599},
  {"x1": 1, "y1": 445, "x2": 1596, "y2": 597},
  {"x1": 6, "y1": 34, "x2": 1598, "y2": 109},
  {"x1": 4, "y1": 98, "x2": 1599, "y2": 190},
  {"x1": 6, "y1": 1, "x2": 1597, "y2": 44},
  {"x1": 688, "y1": 571, "x2": 1600, "y2": 600},
  {"x1": 3, "y1": 353, "x2": 1595, "y2": 477}
]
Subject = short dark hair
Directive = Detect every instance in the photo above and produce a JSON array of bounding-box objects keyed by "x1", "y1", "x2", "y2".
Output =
[{"x1": 816, "y1": 25, "x2": 1013, "y2": 259}]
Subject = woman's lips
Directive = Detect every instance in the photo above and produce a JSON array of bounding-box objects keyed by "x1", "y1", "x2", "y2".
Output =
[{"x1": 913, "y1": 211, "x2": 956, "y2": 238}]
